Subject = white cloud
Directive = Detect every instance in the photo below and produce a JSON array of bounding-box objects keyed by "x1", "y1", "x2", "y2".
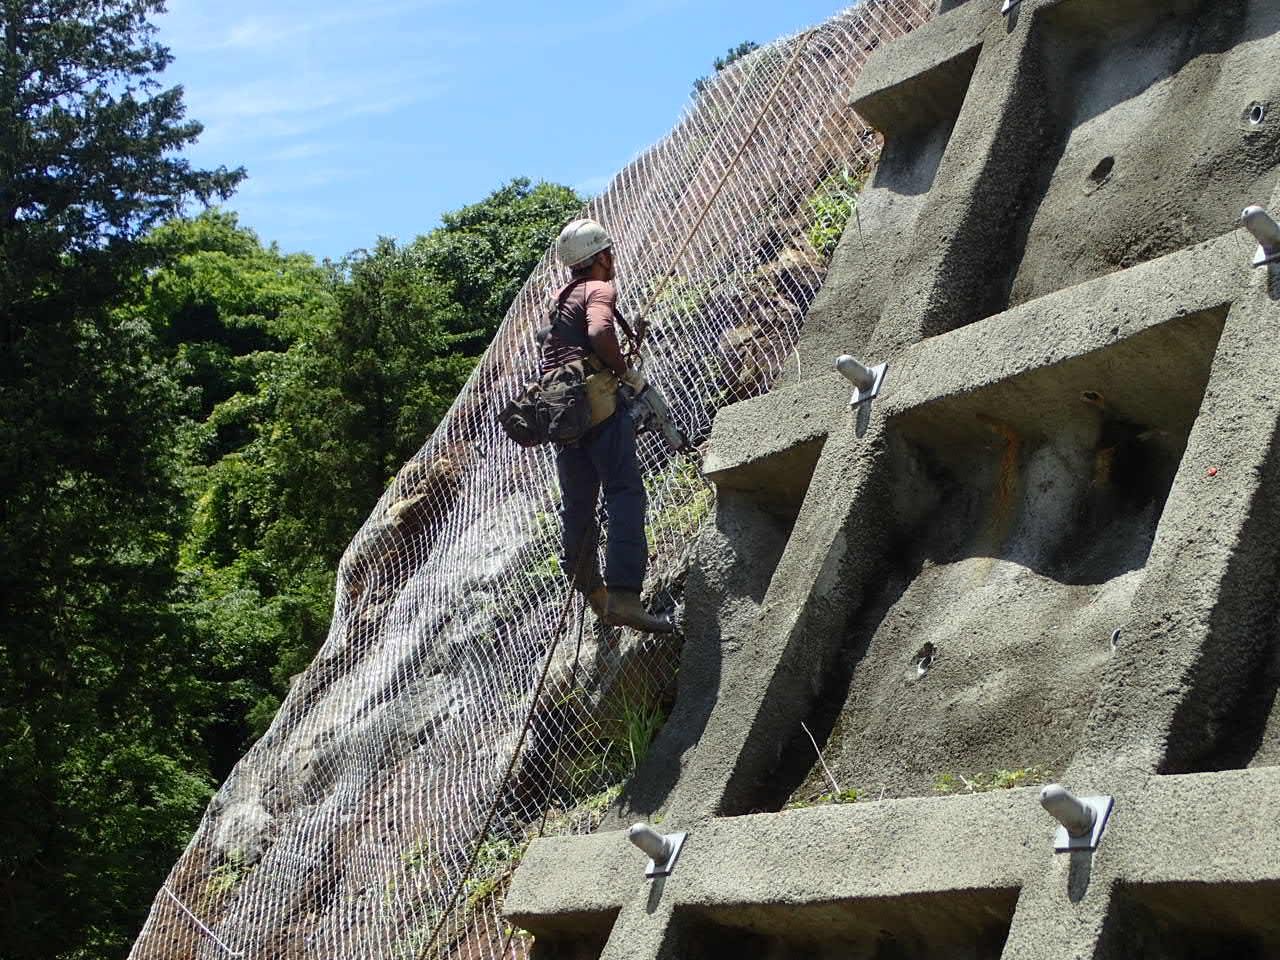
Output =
[
  {"x1": 573, "y1": 173, "x2": 614, "y2": 197},
  {"x1": 182, "y1": 67, "x2": 451, "y2": 148}
]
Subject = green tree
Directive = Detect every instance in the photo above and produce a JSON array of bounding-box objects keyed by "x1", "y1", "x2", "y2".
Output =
[
  {"x1": 321, "y1": 178, "x2": 583, "y2": 519},
  {"x1": 0, "y1": 3, "x2": 240, "y2": 957},
  {"x1": 203, "y1": 177, "x2": 583, "y2": 580},
  {"x1": 134, "y1": 211, "x2": 336, "y2": 775},
  {"x1": 163, "y1": 180, "x2": 582, "y2": 760},
  {"x1": 692, "y1": 40, "x2": 760, "y2": 96},
  {"x1": 414, "y1": 177, "x2": 583, "y2": 348}
]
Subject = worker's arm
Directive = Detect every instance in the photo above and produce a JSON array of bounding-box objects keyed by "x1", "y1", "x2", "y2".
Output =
[{"x1": 584, "y1": 282, "x2": 628, "y2": 376}]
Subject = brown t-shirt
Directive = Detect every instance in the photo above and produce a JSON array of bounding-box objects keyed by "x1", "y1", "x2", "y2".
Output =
[{"x1": 540, "y1": 279, "x2": 626, "y2": 375}]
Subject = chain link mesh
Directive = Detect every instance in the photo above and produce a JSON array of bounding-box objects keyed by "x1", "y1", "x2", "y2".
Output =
[{"x1": 129, "y1": 3, "x2": 933, "y2": 957}]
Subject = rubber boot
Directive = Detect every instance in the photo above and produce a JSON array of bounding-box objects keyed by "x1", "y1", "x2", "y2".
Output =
[
  {"x1": 604, "y1": 590, "x2": 674, "y2": 633},
  {"x1": 585, "y1": 585, "x2": 608, "y2": 619},
  {"x1": 570, "y1": 549, "x2": 608, "y2": 619}
]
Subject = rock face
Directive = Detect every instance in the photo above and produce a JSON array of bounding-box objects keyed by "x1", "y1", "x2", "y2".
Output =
[
  {"x1": 129, "y1": 6, "x2": 925, "y2": 959},
  {"x1": 506, "y1": 1, "x2": 1280, "y2": 958}
]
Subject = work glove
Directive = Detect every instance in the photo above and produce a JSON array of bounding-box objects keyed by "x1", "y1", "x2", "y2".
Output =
[{"x1": 621, "y1": 368, "x2": 646, "y2": 393}]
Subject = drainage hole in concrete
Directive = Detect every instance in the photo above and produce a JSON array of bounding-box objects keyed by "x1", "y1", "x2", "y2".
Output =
[
  {"x1": 1247, "y1": 102, "x2": 1266, "y2": 125},
  {"x1": 1087, "y1": 156, "x2": 1115, "y2": 187},
  {"x1": 914, "y1": 642, "x2": 936, "y2": 678}
]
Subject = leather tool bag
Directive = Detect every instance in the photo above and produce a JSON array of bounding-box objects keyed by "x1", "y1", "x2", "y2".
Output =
[{"x1": 498, "y1": 281, "x2": 614, "y2": 447}]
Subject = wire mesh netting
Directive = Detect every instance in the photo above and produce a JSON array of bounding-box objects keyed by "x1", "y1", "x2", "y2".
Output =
[{"x1": 129, "y1": 3, "x2": 933, "y2": 957}]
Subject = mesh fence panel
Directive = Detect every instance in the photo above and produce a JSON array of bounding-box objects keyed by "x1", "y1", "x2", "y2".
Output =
[{"x1": 129, "y1": 3, "x2": 933, "y2": 957}]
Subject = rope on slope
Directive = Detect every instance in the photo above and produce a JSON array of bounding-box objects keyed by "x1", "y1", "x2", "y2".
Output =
[{"x1": 419, "y1": 30, "x2": 819, "y2": 957}]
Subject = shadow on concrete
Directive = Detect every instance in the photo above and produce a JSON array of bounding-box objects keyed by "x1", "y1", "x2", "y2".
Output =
[
  {"x1": 612, "y1": 488, "x2": 801, "y2": 821},
  {"x1": 1098, "y1": 880, "x2": 1280, "y2": 959},
  {"x1": 1068, "y1": 850, "x2": 1093, "y2": 903},
  {"x1": 993, "y1": 0, "x2": 1280, "y2": 315},
  {"x1": 782, "y1": 309, "x2": 1228, "y2": 802},
  {"x1": 676, "y1": 887, "x2": 1016, "y2": 960}
]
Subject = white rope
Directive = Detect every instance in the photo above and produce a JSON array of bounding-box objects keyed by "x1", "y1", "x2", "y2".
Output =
[{"x1": 162, "y1": 886, "x2": 245, "y2": 958}]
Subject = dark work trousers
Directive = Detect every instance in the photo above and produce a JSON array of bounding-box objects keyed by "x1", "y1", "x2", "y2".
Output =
[{"x1": 555, "y1": 410, "x2": 647, "y2": 593}]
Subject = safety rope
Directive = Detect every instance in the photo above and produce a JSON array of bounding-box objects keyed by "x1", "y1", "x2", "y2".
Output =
[
  {"x1": 421, "y1": 35, "x2": 827, "y2": 954},
  {"x1": 162, "y1": 886, "x2": 245, "y2": 958},
  {"x1": 126, "y1": 6, "x2": 938, "y2": 957},
  {"x1": 495, "y1": 600, "x2": 590, "y2": 960},
  {"x1": 626, "y1": 27, "x2": 820, "y2": 359},
  {"x1": 414, "y1": 530, "x2": 593, "y2": 959}
]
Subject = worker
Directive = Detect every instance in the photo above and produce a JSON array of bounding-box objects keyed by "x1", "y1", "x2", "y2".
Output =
[{"x1": 543, "y1": 217, "x2": 672, "y2": 633}]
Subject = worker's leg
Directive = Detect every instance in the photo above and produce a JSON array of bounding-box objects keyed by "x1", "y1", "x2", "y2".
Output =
[
  {"x1": 556, "y1": 441, "x2": 601, "y2": 590},
  {"x1": 588, "y1": 412, "x2": 647, "y2": 591}
]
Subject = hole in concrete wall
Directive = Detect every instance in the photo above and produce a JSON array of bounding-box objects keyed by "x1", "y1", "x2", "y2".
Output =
[
  {"x1": 998, "y1": 1, "x2": 1278, "y2": 309},
  {"x1": 872, "y1": 105, "x2": 966, "y2": 200},
  {"x1": 1101, "y1": 882, "x2": 1280, "y2": 959},
  {"x1": 860, "y1": 43, "x2": 980, "y2": 199},
  {"x1": 789, "y1": 308, "x2": 1226, "y2": 801},
  {"x1": 1084, "y1": 156, "x2": 1115, "y2": 190},
  {"x1": 914, "y1": 642, "x2": 937, "y2": 678},
  {"x1": 1247, "y1": 102, "x2": 1267, "y2": 125},
  {"x1": 514, "y1": 915, "x2": 616, "y2": 960},
  {"x1": 703, "y1": 435, "x2": 825, "y2": 603},
  {"x1": 681, "y1": 888, "x2": 1016, "y2": 960}
]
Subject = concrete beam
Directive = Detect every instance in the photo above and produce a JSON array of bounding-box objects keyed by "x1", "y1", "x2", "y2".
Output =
[
  {"x1": 850, "y1": 0, "x2": 989, "y2": 135},
  {"x1": 508, "y1": 770, "x2": 1280, "y2": 947}
]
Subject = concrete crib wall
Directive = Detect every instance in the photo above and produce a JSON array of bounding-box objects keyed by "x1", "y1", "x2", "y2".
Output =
[{"x1": 505, "y1": 1, "x2": 1280, "y2": 957}]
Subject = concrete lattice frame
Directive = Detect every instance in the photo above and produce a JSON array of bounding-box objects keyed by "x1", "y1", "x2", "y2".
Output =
[{"x1": 505, "y1": 0, "x2": 1280, "y2": 957}]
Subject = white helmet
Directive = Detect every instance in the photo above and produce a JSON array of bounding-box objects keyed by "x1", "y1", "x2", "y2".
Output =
[{"x1": 556, "y1": 217, "x2": 613, "y2": 269}]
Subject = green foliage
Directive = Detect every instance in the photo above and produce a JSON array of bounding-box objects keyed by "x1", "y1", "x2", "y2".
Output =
[
  {"x1": 541, "y1": 783, "x2": 624, "y2": 836},
  {"x1": 400, "y1": 837, "x2": 435, "y2": 872},
  {"x1": 153, "y1": 180, "x2": 580, "y2": 762},
  {"x1": 0, "y1": 8, "x2": 581, "y2": 958},
  {"x1": 933, "y1": 766, "x2": 1051, "y2": 794},
  {"x1": 565, "y1": 691, "x2": 668, "y2": 802},
  {"x1": 647, "y1": 456, "x2": 715, "y2": 546},
  {"x1": 785, "y1": 787, "x2": 861, "y2": 810},
  {"x1": 654, "y1": 275, "x2": 717, "y2": 319},
  {"x1": 807, "y1": 169, "x2": 866, "y2": 257},
  {"x1": 0, "y1": 3, "x2": 240, "y2": 957},
  {"x1": 583, "y1": 783, "x2": 625, "y2": 819},
  {"x1": 528, "y1": 553, "x2": 563, "y2": 580},
  {"x1": 615, "y1": 693, "x2": 666, "y2": 771},
  {"x1": 692, "y1": 40, "x2": 760, "y2": 95},
  {"x1": 410, "y1": 177, "x2": 583, "y2": 349},
  {"x1": 204, "y1": 852, "x2": 249, "y2": 906},
  {"x1": 462, "y1": 837, "x2": 525, "y2": 906}
]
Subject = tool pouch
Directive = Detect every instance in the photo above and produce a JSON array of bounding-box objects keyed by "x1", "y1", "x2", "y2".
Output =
[
  {"x1": 539, "y1": 359, "x2": 595, "y2": 443},
  {"x1": 584, "y1": 364, "x2": 618, "y2": 427},
  {"x1": 498, "y1": 355, "x2": 610, "y2": 448},
  {"x1": 498, "y1": 279, "x2": 619, "y2": 447}
]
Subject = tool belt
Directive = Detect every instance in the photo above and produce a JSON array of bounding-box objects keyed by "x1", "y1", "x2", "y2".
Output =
[
  {"x1": 498, "y1": 279, "x2": 620, "y2": 447},
  {"x1": 498, "y1": 354, "x2": 616, "y2": 448},
  {"x1": 584, "y1": 360, "x2": 617, "y2": 427}
]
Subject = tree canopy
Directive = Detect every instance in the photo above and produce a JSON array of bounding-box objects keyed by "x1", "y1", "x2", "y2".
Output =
[
  {"x1": 0, "y1": 3, "x2": 240, "y2": 956},
  {"x1": 691, "y1": 40, "x2": 760, "y2": 96},
  {"x1": 0, "y1": 3, "x2": 582, "y2": 956}
]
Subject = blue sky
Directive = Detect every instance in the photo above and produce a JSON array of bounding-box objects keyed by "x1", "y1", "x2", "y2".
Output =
[{"x1": 156, "y1": 0, "x2": 850, "y2": 261}]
